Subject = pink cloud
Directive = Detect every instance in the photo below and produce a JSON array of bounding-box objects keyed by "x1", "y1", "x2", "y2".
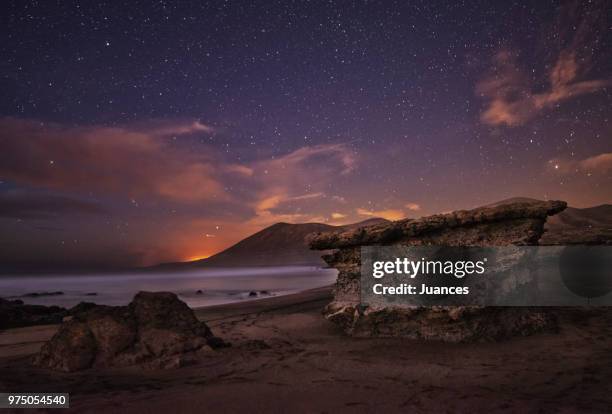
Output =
[
  {"x1": 477, "y1": 51, "x2": 609, "y2": 127},
  {"x1": 476, "y1": 3, "x2": 609, "y2": 127},
  {"x1": 547, "y1": 152, "x2": 612, "y2": 175},
  {"x1": 356, "y1": 208, "x2": 404, "y2": 221},
  {"x1": 0, "y1": 117, "x2": 360, "y2": 234},
  {"x1": 0, "y1": 117, "x2": 227, "y2": 202}
]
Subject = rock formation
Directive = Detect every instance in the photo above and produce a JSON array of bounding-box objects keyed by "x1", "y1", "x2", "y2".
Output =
[
  {"x1": 32, "y1": 292, "x2": 228, "y2": 372},
  {"x1": 0, "y1": 298, "x2": 66, "y2": 329},
  {"x1": 309, "y1": 200, "x2": 568, "y2": 341}
]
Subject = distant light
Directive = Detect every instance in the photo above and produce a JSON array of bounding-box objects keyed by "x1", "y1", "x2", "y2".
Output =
[{"x1": 184, "y1": 254, "x2": 210, "y2": 262}]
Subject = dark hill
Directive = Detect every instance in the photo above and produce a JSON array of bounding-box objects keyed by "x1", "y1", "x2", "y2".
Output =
[
  {"x1": 154, "y1": 218, "x2": 388, "y2": 269},
  {"x1": 152, "y1": 197, "x2": 611, "y2": 271},
  {"x1": 483, "y1": 197, "x2": 611, "y2": 244},
  {"x1": 542, "y1": 204, "x2": 612, "y2": 244}
]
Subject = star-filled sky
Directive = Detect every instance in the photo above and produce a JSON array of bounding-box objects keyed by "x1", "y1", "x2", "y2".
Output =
[{"x1": 0, "y1": 0, "x2": 610, "y2": 271}]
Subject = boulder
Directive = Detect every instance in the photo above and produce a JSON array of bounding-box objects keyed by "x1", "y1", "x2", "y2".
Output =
[
  {"x1": 32, "y1": 320, "x2": 96, "y2": 372},
  {"x1": 32, "y1": 292, "x2": 228, "y2": 372},
  {"x1": 309, "y1": 200, "x2": 567, "y2": 341}
]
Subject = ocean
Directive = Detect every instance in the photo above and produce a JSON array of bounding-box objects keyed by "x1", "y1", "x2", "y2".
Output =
[{"x1": 0, "y1": 266, "x2": 337, "y2": 308}]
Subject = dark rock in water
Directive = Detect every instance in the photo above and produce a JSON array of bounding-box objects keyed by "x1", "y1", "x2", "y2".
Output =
[
  {"x1": 20, "y1": 291, "x2": 64, "y2": 298},
  {"x1": 260, "y1": 290, "x2": 270, "y2": 295},
  {"x1": 248, "y1": 291, "x2": 257, "y2": 297},
  {"x1": 85, "y1": 292, "x2": 98, "y2": 296},
  {"x1": 196, "y1": 289, "x2": 203, "y2": 295},
  {"x1": 32, "y1": 291, "x2": 228, "y2": 372},
  {"x1": 309, "y1": 200, "x2": 567, "y2": 342},
  {"x1": 0, "y1": 298, "x2": 66, "y2": 329}
]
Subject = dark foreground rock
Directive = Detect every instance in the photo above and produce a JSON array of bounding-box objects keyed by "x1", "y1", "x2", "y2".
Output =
[
  {"x1": 0, "y1": 298, "x2": 66, "y2": 329},
  {"x1": 32, "y1": 292, "x2": 228, "y2": 372},
  {"x1": 309, "y1": 200, "x2": 568, "y2": 342}
]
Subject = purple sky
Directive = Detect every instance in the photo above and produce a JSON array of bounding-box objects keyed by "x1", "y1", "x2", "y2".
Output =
[{"x1": 0, "y1": 0, "x2": 610, "y2": 270}]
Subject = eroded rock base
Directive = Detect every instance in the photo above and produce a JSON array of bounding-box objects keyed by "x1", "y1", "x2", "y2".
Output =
[
  {"x1": 325, "y1": 302, "x2": 556, "y2": 342},
  {"x1": 310, "y1": 201, "x2": 567, "y2": 341}
]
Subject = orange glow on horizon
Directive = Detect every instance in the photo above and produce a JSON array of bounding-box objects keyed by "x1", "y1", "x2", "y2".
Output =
[{"x1": 183, "y1": 254, "x2": 211, "y2": 262}]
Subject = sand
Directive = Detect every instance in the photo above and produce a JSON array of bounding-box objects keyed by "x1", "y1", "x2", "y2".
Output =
[{"x1": 1, "y1": 286, "x2": 611, "y2": 413}]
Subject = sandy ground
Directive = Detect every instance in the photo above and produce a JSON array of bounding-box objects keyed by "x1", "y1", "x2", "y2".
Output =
[{"x1": 1, "y1": 286, "x2": 611, "y2": 413}]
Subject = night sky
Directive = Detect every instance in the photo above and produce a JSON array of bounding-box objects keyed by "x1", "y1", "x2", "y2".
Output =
[{"x1": 1, "y1": 0, "x2": 611, "y2": 270}]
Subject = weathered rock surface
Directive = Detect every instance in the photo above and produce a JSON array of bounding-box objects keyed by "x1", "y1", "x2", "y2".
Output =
[
  {"x1": 309, "y1": 200, "x2": 567, "y2": 341},
  {"x1": 0, "y1": 298, "x2": 66, "y2": 329},
  {"x1": 32, "y1": 292, "x2": 228, "y2": 372}
]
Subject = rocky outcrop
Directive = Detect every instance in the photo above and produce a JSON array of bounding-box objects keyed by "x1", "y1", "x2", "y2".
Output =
[
  {"x1": 309, "y1": 200, "x2": 567, "y2": 341},
  {"x1": 32, "y1": 292, "x2": 228, "y2": 372},
  {"x1": 0, "y1": 298, "x2": 66, "y2": 329}
]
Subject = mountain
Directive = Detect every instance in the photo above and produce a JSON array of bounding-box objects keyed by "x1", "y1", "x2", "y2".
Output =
[
  {"x1": 484, "y1": 197, "x2": 612, "y2": 245},
  {"x1": 155, "y1": 218, "x2": 389, "y2": 269},
  {"x1": 155, "y1": 197, "x2": 612, "y2": 271},
  {"x1": 541, "y1": 204, "x2": 612, "y2": 244},
  {"x1": 190, "y1": 222, "x2": 335, "y2": 267}
]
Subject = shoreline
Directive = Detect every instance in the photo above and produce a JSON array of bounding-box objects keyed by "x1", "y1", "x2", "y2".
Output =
[
  {"x1": 2, "y1": 285, "x2": 612, "y2": 412},
  {"x1": 0, "y1": 286, "x2": 334, "y2": 359},
  {"x1": 0, "y1": 267, "x2": 336, "y2": 309}
]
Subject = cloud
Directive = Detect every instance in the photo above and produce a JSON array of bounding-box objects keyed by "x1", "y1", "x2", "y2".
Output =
[
  {"x1": 549, "y1": 152, "x2": 612, "y2": 175},
  {"x1": 331, "y1": 212, "x2": 346, "y2": 219},
  {"x1": 247, "y1": 144, "x2": 357, "y2": 226},
  {"x1": 0, "y1": 117, "x2": 228, "y2": 202},
  {"x1": 356, "y1": 208, "x2": 404, "y2": 221},
  {"x1": 579, "y1": 153, "x2": 612, "y2": 173},
  {"x1": 254, "y1": 144, "x2": 356, "y2": 179},
  {"x1": 404, "y1": 202, "x2": 421, "y2": 211},
  {"x1": 126, "y1": 119, "x2": 216, "y2": 136},
  {"x1": 291, "y1": 192, "x2": 326, "y2": 201},
  {"x1": 0, "y1": 117, "x2": 358, "y2": 226},
  {"x1": 224, "y1": 164, "x2": 254, "y2": 176},
  {"x1": 0, "y1": 190, "x2": 107, "y2": 219},
  {"x1": 251, "y1": 192, "x2": 328, "y2": 226},
  {"x1": 476, "y1": 2, "x2": 609, "y2": 127},
  {"x1": 477, "y1": 51, "x2": 609, "y2": 127}
]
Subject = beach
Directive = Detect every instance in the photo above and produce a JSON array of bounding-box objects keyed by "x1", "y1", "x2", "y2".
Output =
[
  {"x1": 0, "y1": 267, "x2": 337, "y2": 308},
  {"x1": 1, "y1": 286, "x2": 611, "y2": 412}
]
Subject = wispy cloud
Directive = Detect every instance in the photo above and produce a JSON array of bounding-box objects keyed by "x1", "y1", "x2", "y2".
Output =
[
  {"x1": 356, "y1": 208, "x2": 404, "y2": 221},
  {"x1": 0, "y1": 117, "x2": 226, "y2": 202},
  {"x1": 0, "y1": 116, "x2": 361, "y2": 266},
  {"x1": 131, "y1": 119, "x2": 216, "y2": 136},
  {"x1": 476, "y1": 2, "x2": 609, "y2": 127},
  {"x1": 579, "y1": 153, "x2": 612, "y2": 173},
  {"x1": 0, "y1": 118, "x2": 357, "y2": 227},
  {"x1": 247, "y1": 144, "x2": 357, "y2": 226},
  {"x1": 549, "y1": 152, "x2": 612, "y2": 175}
]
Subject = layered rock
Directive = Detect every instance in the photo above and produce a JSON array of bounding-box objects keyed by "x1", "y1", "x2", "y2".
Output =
[
  {"x1": 309, "y1": 200, "x2": 567, "y2": 341},
  {"x1": 32, "y1": 292, "x2": 228, "y2": 372}
]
